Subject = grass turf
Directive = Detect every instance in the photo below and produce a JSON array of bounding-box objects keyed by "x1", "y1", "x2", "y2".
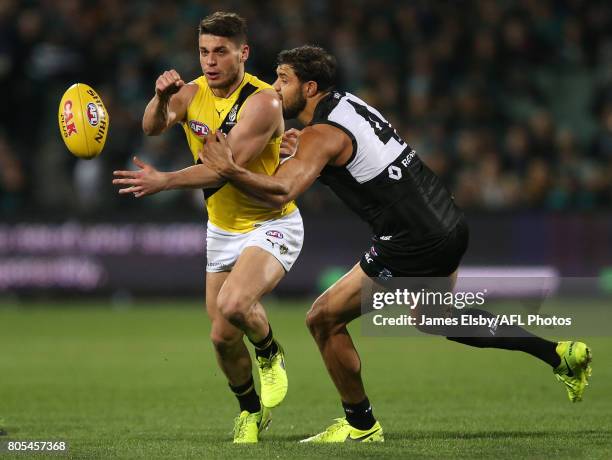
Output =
[{"x1": 0, "y1": 300, "x2": 610, "y2": 459}]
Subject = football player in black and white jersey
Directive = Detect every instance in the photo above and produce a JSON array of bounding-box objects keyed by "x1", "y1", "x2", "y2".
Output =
[{"x1": 200, "y1": 46, "x2": 592, "y2": 442}]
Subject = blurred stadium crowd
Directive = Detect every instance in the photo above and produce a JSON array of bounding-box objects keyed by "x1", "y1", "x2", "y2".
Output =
[{"x1": 1, "y1": 0, "x2": 611, "y2": 218}]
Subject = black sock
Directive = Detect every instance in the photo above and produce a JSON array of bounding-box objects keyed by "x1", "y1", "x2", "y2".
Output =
[
  {"x1": 342, "y1": 397, "x2": 376, "y2": 430},
  {"x1": 446, "y1": 308, "x2": 561, "y2": 368},
  {"x1": 229, "y1": 376, "x2": 261, "y2": 413},
  {"x1": 250, "y1": 324, "x2": 278, "y2": 359}
]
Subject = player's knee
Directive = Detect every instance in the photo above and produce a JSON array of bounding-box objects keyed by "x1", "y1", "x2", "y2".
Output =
[
  {"x1": 305, "y1": 308, "x2": 318, "y2": 335},
  {"x1": 209, "y1": 324, "x2": 242, "y2": 354},
  {"x1": 306, "y1": 295, "x2": 335, "y2": 337},
  {"x1": 210, "y1": 332, "x2": 233, "y2": 354},
  {"x1": 217, "y1": 290, "x2": 251, "y2": 327}
]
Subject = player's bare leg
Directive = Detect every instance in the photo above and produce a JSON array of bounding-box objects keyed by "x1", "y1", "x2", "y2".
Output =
[
  {"x1": 217, "y1": 246, "x2": 288, "y2": 407},
  {"x1": 440, "y1": 270, "x2": 591, "y2": 402},
  {"x1": 303, "y1": 263, "x2": 384, "y2": 442},
  {"x1": 206, "y1": 271, "x2": 252, "y2": 386},
  {"x1": 305, "y1": 266, "x2": 458, "y2": 402},
  {"x1": 206, "y1": 270, "x2": 272, "y2": 442},
  {"x1": 216, "y1": 247, "x2": 285, "y2": 342},
  {"x1": 306, "y1": 264, "x2": 368, "y2": 403},
  {"x1": 303, "y1": 265, "x2": 461, "y2": 442}
]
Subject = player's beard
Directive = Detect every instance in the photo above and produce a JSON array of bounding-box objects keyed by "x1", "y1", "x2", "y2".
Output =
[{"x1": 282, "y1": 89, "x2": 307, "y2": 119}]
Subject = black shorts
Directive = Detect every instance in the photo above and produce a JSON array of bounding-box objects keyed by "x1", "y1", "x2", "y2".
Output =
[{"x1": 359, "y1": 217, "x2": 469, "y2": 279}]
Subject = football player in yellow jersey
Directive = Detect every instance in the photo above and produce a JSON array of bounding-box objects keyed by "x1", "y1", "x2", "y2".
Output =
[{"x1": 112, "y1": 12, "x2": 303, "y2": 443}]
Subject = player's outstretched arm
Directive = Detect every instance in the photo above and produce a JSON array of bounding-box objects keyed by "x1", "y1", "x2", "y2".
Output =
[
  {"x1": 116, "y1": 89, "x2": 284, "y2": 197},
  {"x1": 112, "y1": 156, "x2": 224, "y2": 198},
  {"x1": 201, "y1": 124, "x2": 344, "y2": 207},
  {"x1": 154, "y1": 89, "x2": 283, "y2": 192}
]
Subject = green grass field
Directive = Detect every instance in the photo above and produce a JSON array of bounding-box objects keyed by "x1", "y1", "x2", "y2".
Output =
[{"x1": 1, "y1": 300, "x2": 611, "y2": 459}]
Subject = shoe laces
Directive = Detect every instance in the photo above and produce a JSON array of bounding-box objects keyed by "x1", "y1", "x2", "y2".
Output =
[
  {"x1": 258, "y1": 356, "x2": 276, "y2": 384},
  {"x1": 323, "y1": 418, "x2": 349, "y2": 437},
  {"x1": 233, "y1": 415, "x2": 248, "y2": 439}
]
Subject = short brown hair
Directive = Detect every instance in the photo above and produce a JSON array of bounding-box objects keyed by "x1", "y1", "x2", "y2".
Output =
[
  {"x1": 198, "y1": 11, "x2": 247, "y2": 44},
  {"x1": 277, "y1": 46, "x2": 337, "y2": 92}
]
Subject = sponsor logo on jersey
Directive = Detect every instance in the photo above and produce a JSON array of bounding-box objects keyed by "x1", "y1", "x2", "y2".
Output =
[
  {"x1": 266, "y1": 230, "x2": 284, "y2": 239},
  {"x1": 378, "y1": 268, "x2": 393, "y2": 280},
  {"x1": 388, "y1": 165, "x2": 402, "y2": 180},
  {"x1": 401, "y1": 149, "x2": 416, "y2": 167},
  {"x1": 86, "y1": 102, "x2": 99, "y2": 127},
  {"x1": 227, "y1": 104, "x2": 238, "y2": 124},
  {"x1": 379, "y1": 235, "x2": 392, "y2": 241},
  {"x1": 85, "y1": 89, "x2": 107, "y2": 144},
  {"x1": 189, "y1": 120, "x2": 210, "y2": 137},
  {"x1": 364, "y1": 252, "x2": 373, "y2": 263},
  {"x1": 369, "y1": 246, "x2": 378, "y2": 257},
  {"x1": 387, "y1": 150, "x2": 417, "y2": 180},
  {"x1": 63, "y1": 100, "x2": 78, "y2": 136}
]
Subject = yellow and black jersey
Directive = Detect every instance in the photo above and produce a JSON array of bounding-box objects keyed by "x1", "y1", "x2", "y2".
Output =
[{"x1": 181, "y1": 72, "x2": 297, "y2": 233}]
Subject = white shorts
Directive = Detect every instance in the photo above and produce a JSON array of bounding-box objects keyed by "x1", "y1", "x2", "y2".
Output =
[{"x1": 206, "y1": 210, "x2": 304, "y2": 273}]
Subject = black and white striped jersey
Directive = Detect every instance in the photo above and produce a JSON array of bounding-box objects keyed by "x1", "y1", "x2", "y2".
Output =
[{"x1": 311, "y1": 91, "x2": 462, "y2": 242}]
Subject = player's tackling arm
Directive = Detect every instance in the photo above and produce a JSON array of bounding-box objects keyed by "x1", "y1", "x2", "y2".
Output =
[{"x1": 201, "y1": 124, "x2": 345, "y2": 207}]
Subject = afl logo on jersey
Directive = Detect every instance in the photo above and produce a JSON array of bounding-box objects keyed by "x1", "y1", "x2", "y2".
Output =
[
  {"x1": 189, "y1": 120, "x2": 210, "y2": 137},
  {"x1": 86, "y1": 102, "x2": 99, "y2": 127},
  {"x1": 266, "y1": 230, "x2": 284, "y2": 239}
]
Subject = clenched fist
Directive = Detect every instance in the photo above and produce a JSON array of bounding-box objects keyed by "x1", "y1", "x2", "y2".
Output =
[{"x1": 155, "y1": 69, "x2": 185, "y2": 100}]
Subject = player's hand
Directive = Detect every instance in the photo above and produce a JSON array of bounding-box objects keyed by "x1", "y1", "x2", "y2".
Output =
[
  {"x1": 199, "y1": 130, "x2": 237, "y2": 177},
  {"x1": 112, "y1": 157, "x2": 169, "y2": 198},
  {"x1": 280, "y1": 128, "x2": 301, "y2": 158},
  {"x1": 155, "y1": 69, "x2": 185, "y2": 100}
]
